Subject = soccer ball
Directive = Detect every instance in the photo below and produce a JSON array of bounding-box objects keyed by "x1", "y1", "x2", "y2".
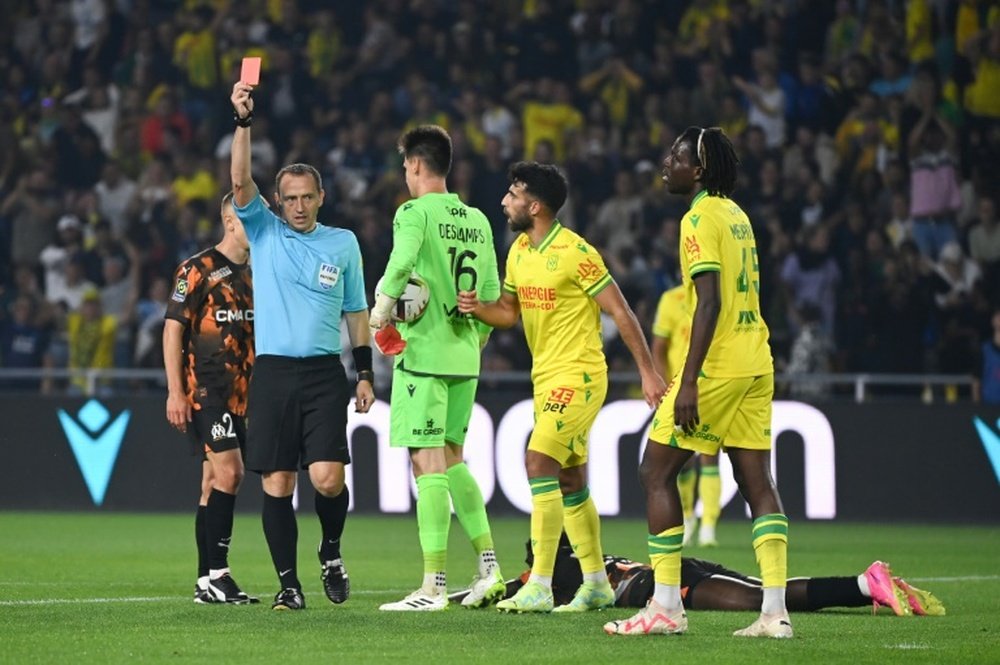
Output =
[{"x1": 376, "y1": 272, "x2": 431, "y2": 322}]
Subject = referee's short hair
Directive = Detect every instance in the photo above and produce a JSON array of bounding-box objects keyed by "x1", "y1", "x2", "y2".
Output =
[
  {"x1": 398, "y1": 125, "x2": 452, "y2": 177},
  {"x1": 508, "y1": 161, "x2": 567, "y2": 215},
  {"x1": 274, "y1": 163, "x2": 323, "y2": 197}
]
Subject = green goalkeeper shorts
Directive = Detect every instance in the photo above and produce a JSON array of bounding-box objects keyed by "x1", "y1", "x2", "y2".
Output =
[{"x1": 389, "y1": 368, "x2": 478, "y2": 448}]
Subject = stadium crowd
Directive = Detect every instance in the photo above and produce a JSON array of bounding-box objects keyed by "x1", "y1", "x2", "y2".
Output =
[{"x1": 0, "y1": 0, "x2": 998, "y2": 398}]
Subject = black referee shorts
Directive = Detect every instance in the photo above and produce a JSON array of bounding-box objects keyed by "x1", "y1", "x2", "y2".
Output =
[{"x1": 245, "y1": 354, "x2": 351, "y2": 473}]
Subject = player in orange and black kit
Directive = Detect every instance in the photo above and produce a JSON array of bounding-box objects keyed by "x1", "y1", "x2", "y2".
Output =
[{"x1": 164, "y1": 192, "x2": 257, "y2": 605}]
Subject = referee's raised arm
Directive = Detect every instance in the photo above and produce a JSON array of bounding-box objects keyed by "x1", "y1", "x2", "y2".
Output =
[{"x1": 230, "y1": 81, "x2": 257, "y2": 207}]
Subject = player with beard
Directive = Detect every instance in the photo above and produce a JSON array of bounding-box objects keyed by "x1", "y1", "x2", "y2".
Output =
[{"x1": 458, "y1": 161, "x2": 665, "y2": 613}]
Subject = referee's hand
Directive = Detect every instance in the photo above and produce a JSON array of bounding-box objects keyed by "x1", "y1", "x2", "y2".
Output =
[
  {"x1": 355, "y1": 381, "x2": 374, "y2": 414},
  {"x1": 166, "y1": 391, "x2": 192, "y2": 433},
  {"x1": 231, "y1": 82, "x2": 254, "y2": 120}
]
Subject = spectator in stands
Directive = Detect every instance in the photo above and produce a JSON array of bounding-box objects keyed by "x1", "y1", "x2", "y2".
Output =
[
  {"x1": 786, "y1": 303, "x2": 832, "y2": 400},
  {"x1": 171, "y1": 5, "x2": 223, "y2": 121},
  {"x1": 94, "y1": 161, "x2": 137, "y2": 236},
  {"x1": 39, "y1": 215, "x2": 86, "y2": 297},
  {"x1": 592, "y1": 171, "x2": 645, "y2": 257},
  {"x1": 931, "y1": 242, "x2": 982, "y2": 395},
  {"x1": 133, "y1": 275, "x2": 169, "y2": 369},
  {"x1": 870, "y1": 52, "x2": 912, "y2": 99},
  {"x1": 0, "y1": 265, "x2": 50, "y2": 328},
  {"x1": 0, "y1": 0, "x2": 996, "y2": 392},
  {"x1": 968, "y1": 195, "x2": 1000, "y2": 269},
  {"x1": 976, "y1": 308, "x2": 1000, "y2": 405},
  {"x1": 781, "y1": 224, "x2": 841, "y2": 337},
  {"x1": 46, "y1": 252, "x2": 96, "y2": 315},
  {"x1": 80, "y1": 219, "x2": 128, "y2": 286},
  {"x1": 0, "y1": 295, "x2": 52, "y2": 391},
  {"x1": 689, "y1": 61, "x2": 730, "y2": 127},
  {"x1": 99, "y1": 248, "x2": 140, "y2": 368},
  {"x1": 2, "y1": 169, "x2": 61, "y2": 267},
  {"x1": 63, "y1": 65, "x2": 120, "y2": 155},
  {"x1": 52, "y1": 102, "x2": 106, "y2": 191},
  {"x1": 171, "y1": 149, "x2": 218, "y2": 208},
  {"x1": 510, "y1": 77, "x2": 583, "y2": 162},
  {"x1": 732, "y1": 53, "x2": 786, "y2": 149},
  {"x1": 908, "y1": 104, "x2": 962, "y2": 260},
  {"x1": 65, "y1": 286, "x2": 117, "y2": 395},
  {"x1": 140, "y1": 86, "x2": 192, "y2": 156},
  {"x1": 129, "y1": 156, "x2": 174, "y2": 224}
]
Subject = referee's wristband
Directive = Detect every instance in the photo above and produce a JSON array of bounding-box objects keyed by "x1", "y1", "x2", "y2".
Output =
[
  {"x1": 356, "y1": 370, "x2": 374, "y2": 384},
  {"x1": 234, "y1": 110, "x2": 254, "y2": 127},
  {"x1": 352, "y1": 345, "x2": 373, "y2": 376}
]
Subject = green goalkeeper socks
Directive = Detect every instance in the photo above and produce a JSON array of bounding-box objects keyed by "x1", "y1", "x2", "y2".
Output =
[
  {"x1": 446, "y1": 463, "x2": 494, "y2": 554},
  {"x1": 416, "y1": 473, "x2": 450, "y2": 574}
]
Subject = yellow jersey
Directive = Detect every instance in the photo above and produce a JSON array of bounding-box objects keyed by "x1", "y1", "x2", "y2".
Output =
[
  {"x1": 680, "y1": 191, "x2": 772, "y2": 378},
  {"x1": 503, "y1": 221, "x2": 612, "y2": 384},
  {"x1": 652, "y1": 285, "x2": 691, "y2": 380}
]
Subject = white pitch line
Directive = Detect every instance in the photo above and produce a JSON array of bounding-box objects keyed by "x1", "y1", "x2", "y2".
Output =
[
  {"x1": 0, "y1": 589, "x2": 414, "y2": 606},
  {"x1": 0, "y1": 596, "x2": 175, "y2": 606},
  {"x1": 910, "y1": 575, "x2": 1000, "y2": 583},
  {"x1": 5, "y1": 576, "x2": 995, "y2": 606}
]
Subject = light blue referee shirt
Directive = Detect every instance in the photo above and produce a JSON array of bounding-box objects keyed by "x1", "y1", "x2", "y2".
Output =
[{"x1": 234, "y1": 195, "x2": 367, "y2": 357}]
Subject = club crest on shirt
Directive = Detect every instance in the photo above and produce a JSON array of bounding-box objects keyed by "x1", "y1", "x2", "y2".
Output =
[
  {"x1": 318, "y1": 263, "x2": 340, "y2": 290},
  {"x1": 546, "y1": 255, "x2": 559, "y2": 272},
  {"x1": 684, "y1": 235, "x2": 702, "y2": 262},
  {"x1": 576, "y1": 258, "x2": 602, "y2": 282}
]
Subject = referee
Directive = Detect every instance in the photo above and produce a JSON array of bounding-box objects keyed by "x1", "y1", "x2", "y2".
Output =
[{"x1": 229, "y1": 81, "x2": 375, "y2": 611}]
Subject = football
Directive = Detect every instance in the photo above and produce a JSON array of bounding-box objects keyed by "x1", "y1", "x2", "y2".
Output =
[{"x1": 376, "y1": 271, "x2": 431, "y2": 322}]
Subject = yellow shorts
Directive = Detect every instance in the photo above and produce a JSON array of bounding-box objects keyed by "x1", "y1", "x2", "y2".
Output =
[
  {"x1": 649, "y1": 374, "x2": 773, "y2": 455},
  {"x1": 529, "y1": 373, "x2": 608, "y2": 468}
]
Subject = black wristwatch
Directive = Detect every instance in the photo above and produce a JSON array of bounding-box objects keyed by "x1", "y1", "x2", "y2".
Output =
[{"x1": 357, "y1": 370, "x2": 374, "y2": 384}]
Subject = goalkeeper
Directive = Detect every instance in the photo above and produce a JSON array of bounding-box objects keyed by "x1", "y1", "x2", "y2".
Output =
[{"x1": 370, "y1": 125, "x2": 504, "y2": 612}]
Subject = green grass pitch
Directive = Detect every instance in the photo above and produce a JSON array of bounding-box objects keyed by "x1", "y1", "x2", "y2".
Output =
[{"x1": 1, "y1": 513, "x2": 998, "y2": 664}]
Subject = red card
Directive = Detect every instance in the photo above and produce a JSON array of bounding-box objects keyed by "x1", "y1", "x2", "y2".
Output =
[{"x1": 240, "y1": 57, "x2": 261, "y2": 85}]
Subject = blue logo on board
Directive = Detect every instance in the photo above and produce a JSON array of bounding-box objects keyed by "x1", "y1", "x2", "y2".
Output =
[
  {"x1": 58, "y1": 400, "x2": 131, "y2": 506},
  {"x1": 972, "y1": 417, "x2": 1000, "y2": 485}
]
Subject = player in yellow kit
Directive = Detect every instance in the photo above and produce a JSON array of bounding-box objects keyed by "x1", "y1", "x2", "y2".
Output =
[
  {"x1": 606, "y1": 127, "x2": 791, "y2": 639},
  {"x1": 651, "y1": 286, "x2": 722, "y2": 547},
  {"x1": 458, "y1": 161, "x2": 665, "y2": 614}
]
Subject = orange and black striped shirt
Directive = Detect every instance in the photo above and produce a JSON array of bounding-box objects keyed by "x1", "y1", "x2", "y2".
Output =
[{"x1": 165, "y1": 248, "x2": 254, "y2": 414}]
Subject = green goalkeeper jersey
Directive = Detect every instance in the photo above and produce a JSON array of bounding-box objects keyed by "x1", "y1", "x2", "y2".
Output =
[{"x1": 380, "y1": 192, "x2": 500, "y2": 377}]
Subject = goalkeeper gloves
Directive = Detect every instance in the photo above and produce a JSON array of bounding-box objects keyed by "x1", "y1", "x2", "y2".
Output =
[{"x1": 374, "y1": 325, "x2": 406, "y2": 356}]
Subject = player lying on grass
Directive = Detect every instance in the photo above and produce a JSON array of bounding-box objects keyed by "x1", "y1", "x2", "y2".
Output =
[{"x1": 450, "y1": 536, "x2": 944, "y2": 617}]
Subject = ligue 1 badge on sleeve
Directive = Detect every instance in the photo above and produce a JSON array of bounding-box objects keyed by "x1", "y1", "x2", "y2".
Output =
[
  {"x1": 172, "y1": 277, "x2": 188, "y2": 302},
  {"x1": 318, "y1": 263, "x2": 340, "y2": 290}
]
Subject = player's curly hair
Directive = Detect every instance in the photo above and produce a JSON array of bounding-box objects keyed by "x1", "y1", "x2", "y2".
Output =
[
  {"x1": 680, "y1": 126, "x2": 740, "y2": 197},
  {"x1": 508, "y1": 161, "x2": 567, "y2": 214},
  {"x1": 398, "y1": 125, "x2": 452, "y2": 177}
]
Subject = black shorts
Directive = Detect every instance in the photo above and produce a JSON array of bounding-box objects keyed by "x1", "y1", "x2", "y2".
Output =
[
  {"x1": 681, "y1": 557, "x2": 754, "y2": 608},
  {"x1": 188, "y1": 406, "x2": 246, "y2": 455},
  {"x1": 245, "y1": 354, "x2": 351, "y2": 473}
]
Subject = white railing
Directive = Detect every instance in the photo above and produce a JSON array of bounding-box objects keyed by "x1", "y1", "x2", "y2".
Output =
[{"x1": 0, "y1": 368, "x2": 977, "y2": 403}]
